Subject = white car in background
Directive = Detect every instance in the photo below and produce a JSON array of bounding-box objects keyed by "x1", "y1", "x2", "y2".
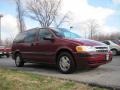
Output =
[{"x1": 103, "y1": 40, "x2": 120, "y2": 55}]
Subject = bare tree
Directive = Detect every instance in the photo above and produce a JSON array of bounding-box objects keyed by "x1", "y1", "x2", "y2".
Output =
[
  {"x1": 86, "y1": 19, "x2": 99, "y2": 39},
  {"x1": 15, "y1": 0, "x2": 26, "y2": 32},
  {"x1": 4, "y1": 38, "x2": 13, "y2": 47},
  {"x1": 54, "y1": 12, "x2": 71, "y2": 28},
  {"x1": 26, "y1": 0, "x2": 62, "y2": 28},
  {"x1": 109, "y1": 32, "x2": 120, "y2": 40},
  {"x1": 78, "y1": 22, "x2": 89, "y2": 39}
]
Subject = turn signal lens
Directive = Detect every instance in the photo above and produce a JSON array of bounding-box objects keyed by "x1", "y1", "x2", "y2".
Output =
[
  {"x1": 76, "y1": 46, "x2": 96, "y2": 52},
  {"x1": 76, "y1": 46, "x2": 85, "y2": 52}
]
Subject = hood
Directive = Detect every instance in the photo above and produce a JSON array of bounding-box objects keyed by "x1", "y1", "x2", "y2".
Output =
[{"x1": 71, "y1": 38, "x2": 106, "y2": 46}]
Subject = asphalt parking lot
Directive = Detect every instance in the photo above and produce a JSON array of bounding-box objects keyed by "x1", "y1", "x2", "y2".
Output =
[{"x1": 0, "y1": 56, "x2": 120, "y2": 89}]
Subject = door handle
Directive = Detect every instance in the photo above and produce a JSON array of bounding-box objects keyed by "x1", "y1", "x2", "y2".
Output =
[
  {"x1": 30, "y1": 42, "x2": 39, "y2": 46},
  {"x1": 31, "y1": 43, "x2": 34, "y2": 46}
]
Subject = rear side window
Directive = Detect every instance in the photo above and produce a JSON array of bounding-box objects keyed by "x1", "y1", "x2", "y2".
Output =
[
  {"x1": 112, "y1": 40, "x2": 120, "y2": 45},
  {"x1": 14, "y1": 33, "x2": 26, "y2": 43},
  {"x1": 24, "y1": 30, "x2": 37, "y2": 43}
]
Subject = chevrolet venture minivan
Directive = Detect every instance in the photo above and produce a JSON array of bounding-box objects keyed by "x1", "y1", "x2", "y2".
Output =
[{"x1": 12, "y1": 28, "x2": 112, "y2": 73}]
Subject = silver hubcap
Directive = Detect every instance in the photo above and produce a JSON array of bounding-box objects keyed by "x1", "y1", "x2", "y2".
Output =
[
  {"x1": 59, "y1": 56, "x2": 70, "y2": 72},
  {"x1": 112, "y1": 50, "x2": 117, "y2": 55},
  {"x1": 16, "y1": 56, "x2": 20, "y2": 66}
]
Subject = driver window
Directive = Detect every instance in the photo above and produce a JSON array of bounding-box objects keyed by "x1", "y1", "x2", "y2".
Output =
[{"x1": 39, "y1": 29, "x2": 53, "y2": 40}]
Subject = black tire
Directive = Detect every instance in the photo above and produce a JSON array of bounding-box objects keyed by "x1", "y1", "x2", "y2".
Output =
[
  {"x1": 57, "y1": 52, "x2": 76, "y2": 74},
  {"x1": 111, "y1": 49, "x2": 118, "y2": 56},
  {"x1": 6, "y1": 54, "x2": 10, "y2": 58},
  {"x1": 15, "y1": 53, "x2": 24, "y2": 67}
]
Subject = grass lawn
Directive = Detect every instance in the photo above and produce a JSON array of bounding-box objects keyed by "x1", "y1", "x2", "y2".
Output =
[{"x1": 0, "y1": 68, "x2": 108, "y2": 90}]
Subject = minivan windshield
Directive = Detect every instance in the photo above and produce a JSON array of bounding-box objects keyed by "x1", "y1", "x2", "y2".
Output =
[{"x1": 53, "y1": 28, "x2": 81, "y2": 39}]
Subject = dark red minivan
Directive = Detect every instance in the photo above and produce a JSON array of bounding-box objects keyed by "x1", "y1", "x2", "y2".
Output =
[{"x1": 12, "y1": 28, "x2": 112, "y2": 73}]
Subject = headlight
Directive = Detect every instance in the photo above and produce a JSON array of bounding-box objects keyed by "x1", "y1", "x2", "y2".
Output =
[{"x1": 76, "y1": 46, "x2": 96, "y2": 52}]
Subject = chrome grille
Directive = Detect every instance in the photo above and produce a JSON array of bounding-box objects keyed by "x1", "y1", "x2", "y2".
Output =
[{"x1": 95, "y1": 46, "x2": 109, "y2": 53}]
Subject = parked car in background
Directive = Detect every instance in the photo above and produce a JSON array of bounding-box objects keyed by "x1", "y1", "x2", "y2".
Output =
[
  {"x1": 12, "y1": 28, "x2": 112, "y2": 74},
  {"x1": 102, "y1": 40, "x2": 120, "y2": 55},
  {"x1": 0, "y1": 46, "x2": 11, "y2": 58}
]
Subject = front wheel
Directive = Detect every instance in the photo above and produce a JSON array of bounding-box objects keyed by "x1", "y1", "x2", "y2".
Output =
[
  {"x1": 6, "y1": 54, "x2": 10, "y2": 58},
  {"x1": 111, "y1": 49, "x2": 118, "y2": 56},
  {"x1": 15, "y1": 54, "x2": 24, "y2": 67},
  {"x1": 57, "y1": 52, "x2": 76, "y2": 74}
]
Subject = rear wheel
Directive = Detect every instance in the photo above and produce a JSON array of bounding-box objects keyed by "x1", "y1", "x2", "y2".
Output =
[
  {"x1": 15, "y1": 54, "x2": 24, "y2": 67},
  {"x1": 57, "y1": 52, "x2": 76, "y2": 74}
]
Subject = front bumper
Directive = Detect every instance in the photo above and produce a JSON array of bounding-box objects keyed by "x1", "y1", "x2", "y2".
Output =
[
  {"x1": 0, "y1": 52, "x2": 10, "y2": 56},
  {"x1": 0, "y1": 51, "x2": 4, "y2": 55},
  {"x1": 73, "y1": 51, "x2": 112, "y2": 68}
]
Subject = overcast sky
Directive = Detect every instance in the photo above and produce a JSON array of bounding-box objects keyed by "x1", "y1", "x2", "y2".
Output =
[{"x1": 0, "y1": 0, "x2": 120, "y2": 40}]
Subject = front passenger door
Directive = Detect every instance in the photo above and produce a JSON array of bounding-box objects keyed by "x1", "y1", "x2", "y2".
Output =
[{"x1": 35, "y1": 29, "x2": 56, "y2": 63}]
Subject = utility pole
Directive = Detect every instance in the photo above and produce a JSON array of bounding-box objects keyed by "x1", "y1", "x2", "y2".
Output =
[{"x1": 0, "y1": 14, "x2": 3, "y2": 45}]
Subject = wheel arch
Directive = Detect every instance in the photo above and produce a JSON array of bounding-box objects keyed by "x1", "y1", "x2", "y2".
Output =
[
  {"x1": 55, "y1": 48, "x2": 76, "y2": 66},
  {"x1": 111, "y1": 48, "x2": 118, "y2": 51},
  {"x1": 12, "y1": 50, "x2": 21, "y2": 59}
]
